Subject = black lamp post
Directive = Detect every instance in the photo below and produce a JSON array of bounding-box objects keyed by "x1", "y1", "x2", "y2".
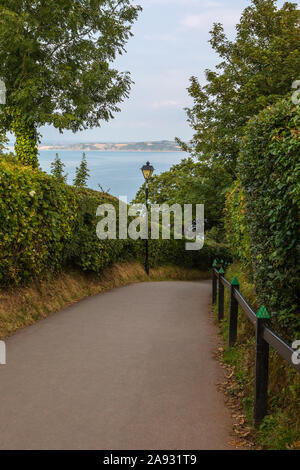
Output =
[{"x1": 141, "y1": 161, "x2": 155, "y2": 275}]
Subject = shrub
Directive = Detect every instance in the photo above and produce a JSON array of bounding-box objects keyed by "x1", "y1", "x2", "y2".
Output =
[
  {"x1": 238, "y1": 96, "x2": 300, "y2": 336},
  {"x1": 147, "y1": 238, "x2": 230, "y2": 270},
  {"x1": 0, "y1": 159, "x2": 76, "y2": 284},
  {"x1": 65, "y1": 187, "x2": 132, "y2": 272}
]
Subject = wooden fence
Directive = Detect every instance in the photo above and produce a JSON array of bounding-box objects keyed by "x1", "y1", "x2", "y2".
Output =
[{"x1": 212, "y1": 264, "x2": 300, "y2": 425}]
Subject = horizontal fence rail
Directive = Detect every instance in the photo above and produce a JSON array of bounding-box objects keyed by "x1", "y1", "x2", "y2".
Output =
[
  {"x1": 263, "y1": 327, "x2": 299, "y2": 370},
  {"x1": 212, "y1": 265, "x2": 300, "y2": 425},
  {"x1": 234, "y1": 290, "x2": 256, "y2": 325},
  {"x1": 221, "y1": 277, "x2": 231, "y2": 289}
]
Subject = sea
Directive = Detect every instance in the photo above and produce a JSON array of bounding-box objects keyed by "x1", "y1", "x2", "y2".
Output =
[{"x1": 38, "y1": 150, "x2": 186, "y2": 202}]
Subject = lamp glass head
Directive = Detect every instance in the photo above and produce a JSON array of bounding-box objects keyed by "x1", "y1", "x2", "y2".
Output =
[{"x1": 141, "y1": 161, "x2": 154, "y2": 180}]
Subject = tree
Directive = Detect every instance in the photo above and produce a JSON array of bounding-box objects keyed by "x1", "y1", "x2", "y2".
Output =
[
  {"x1": 178, "y1": 0, "x2": 300, "y2": 177},
  {"x1": 134, "y1": 157, "x2": 231, "y2": 238},
  {"x1": 51, "y1": 153, "x2": 68, "y2": 183},
  {"x1": 0, "y1": 0, "x2": 141, "y2": 166},
  {"x1": 73, "y1": 152, "x2": 89, "y2": 188}
]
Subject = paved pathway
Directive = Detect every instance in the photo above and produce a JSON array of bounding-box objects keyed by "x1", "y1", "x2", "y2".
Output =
[{"x1": 0, "y1": 281, "x2": 234, "y2": 449}]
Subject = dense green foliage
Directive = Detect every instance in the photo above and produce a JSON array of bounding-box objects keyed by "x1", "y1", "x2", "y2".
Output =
[
  {"x1": 0, "y1": 159, "x2": 229, "y2": 286},
  {"x1": 0, "y1": 158, "x2": 77, "y2": 284},
  {"x1": 227, "y1": 97, "x2": 300, "y2": 336},
  {"x1": 0, "y1": 0, "x2": 141, "y2": 163},
  {"x1": 9, "y1": 110, "x2": 39, "y2": 168},
  {"x1": 178, "y1": 0, "x2": 300, "y2": 177},
  {"x1": 134, "y1": 157, "x2": 231, "y2": 240},
  {"x1": 64, "y1": 187, "x2": 136, "y2": 272},
  {"x1": 225, "y1": 180, "x2": 252, "y2": 266}
]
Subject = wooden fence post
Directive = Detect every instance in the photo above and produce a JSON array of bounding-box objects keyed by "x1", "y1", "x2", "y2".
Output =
[
  {"x1": 229, "y1": 277, "x2": 239, "y2": 347},
  {"x1": 218, "y1": 267, "x2": 225, "y2": 321},
  {"x1": 212, "y1": 260, "x2": 217, "y2": 305},
  {"x1": 254, "y1": 306, "x2": 270, "y2": 426}
]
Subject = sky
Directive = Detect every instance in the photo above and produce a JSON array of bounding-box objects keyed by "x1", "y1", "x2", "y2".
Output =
[{"x1": 37, "y1": 0, "x2": 295, "y2": 144}]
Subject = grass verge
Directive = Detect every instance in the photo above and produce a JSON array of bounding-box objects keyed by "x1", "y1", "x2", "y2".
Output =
[
  {"x1": 214, "y1": 262, "x2": 300, "y2": 450},
  {"x1": 0, "y1": 262, "x2": 208, "y2": 339}
]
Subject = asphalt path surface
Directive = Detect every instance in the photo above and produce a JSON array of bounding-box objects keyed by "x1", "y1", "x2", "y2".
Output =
[{"x1": 0, "y1": 281, "x2": 234, "y2": 449}]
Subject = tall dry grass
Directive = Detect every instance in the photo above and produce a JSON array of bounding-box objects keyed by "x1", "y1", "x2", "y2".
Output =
[{"x1": 0, "y1": 262, "x2": 208, "y2": 339}]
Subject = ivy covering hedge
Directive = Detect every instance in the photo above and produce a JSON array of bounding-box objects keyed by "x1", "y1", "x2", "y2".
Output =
[
  {"x1": 227, "y1": 97, "x2": 300, "y2": 336},
  {"x1": 225, "y1": 179, "x2": 251, "y2": 267},
  {"x1": 0, "y1": 160, "x2": 76, "y2": 284},
  {"x1": 0, "y1": 158, "x2": 229, "y2": 286}
]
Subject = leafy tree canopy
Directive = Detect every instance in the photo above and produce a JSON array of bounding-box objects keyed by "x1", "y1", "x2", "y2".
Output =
[
  {"x1": 0, "y1": 0, "x2": 141, "y2": 136},
  {"x1": 177, "y1": 0, "x2": 300, "y2": 177},
  {"x1": 134, "y1": 158, "x2": 231, "y2": 236}
]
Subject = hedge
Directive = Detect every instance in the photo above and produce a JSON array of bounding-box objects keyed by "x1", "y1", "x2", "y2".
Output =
[
  {"x1": 0, "y1": 160, "x2": 77, "y2": 284},
  {"x1": 0, "y1": 158, "x2": 229, "y2": 286},
  {"x1": 225, "y1": 179, "x2": 251, "y2": 268},
  {"x1": 236, "y1": 96, "x2": 300, "y2": 336}
]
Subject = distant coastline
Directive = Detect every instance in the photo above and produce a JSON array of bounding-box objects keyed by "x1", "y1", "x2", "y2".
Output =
[{"x1": 7, "y1": 140, "x2": 182, "y2": 153}]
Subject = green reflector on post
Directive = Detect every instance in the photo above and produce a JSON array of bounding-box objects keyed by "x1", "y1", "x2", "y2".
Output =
[
  {"x1": 256, "y1": 306, "x2": 270, "y2": 319},
  {"x1": 219, "y1": 267, "x2": 225, "y2": 275},
  {"x1": 231, "y1": 277, "x2": 239, "y2": 286},
  {"x1": 212, "y1": 259, "x2": 217, "y2": 267}
]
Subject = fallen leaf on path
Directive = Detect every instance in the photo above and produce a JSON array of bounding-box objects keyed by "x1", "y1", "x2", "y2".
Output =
[{"x1": 228, "y1": 440, "x2": 245, "y2": 448}]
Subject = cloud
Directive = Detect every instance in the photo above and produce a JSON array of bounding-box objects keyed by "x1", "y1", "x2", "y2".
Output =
[
  {"x1": 151, "y1": 100, "x2": 182, "y2": 109},
  {"x1": 180, "y1": 9, "x2": 241, "y2": 32}
]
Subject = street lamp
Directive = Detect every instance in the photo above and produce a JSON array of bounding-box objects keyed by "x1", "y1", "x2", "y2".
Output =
[{"x1": 141, "y1": 161, "x2": 155, "y2": 275}]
